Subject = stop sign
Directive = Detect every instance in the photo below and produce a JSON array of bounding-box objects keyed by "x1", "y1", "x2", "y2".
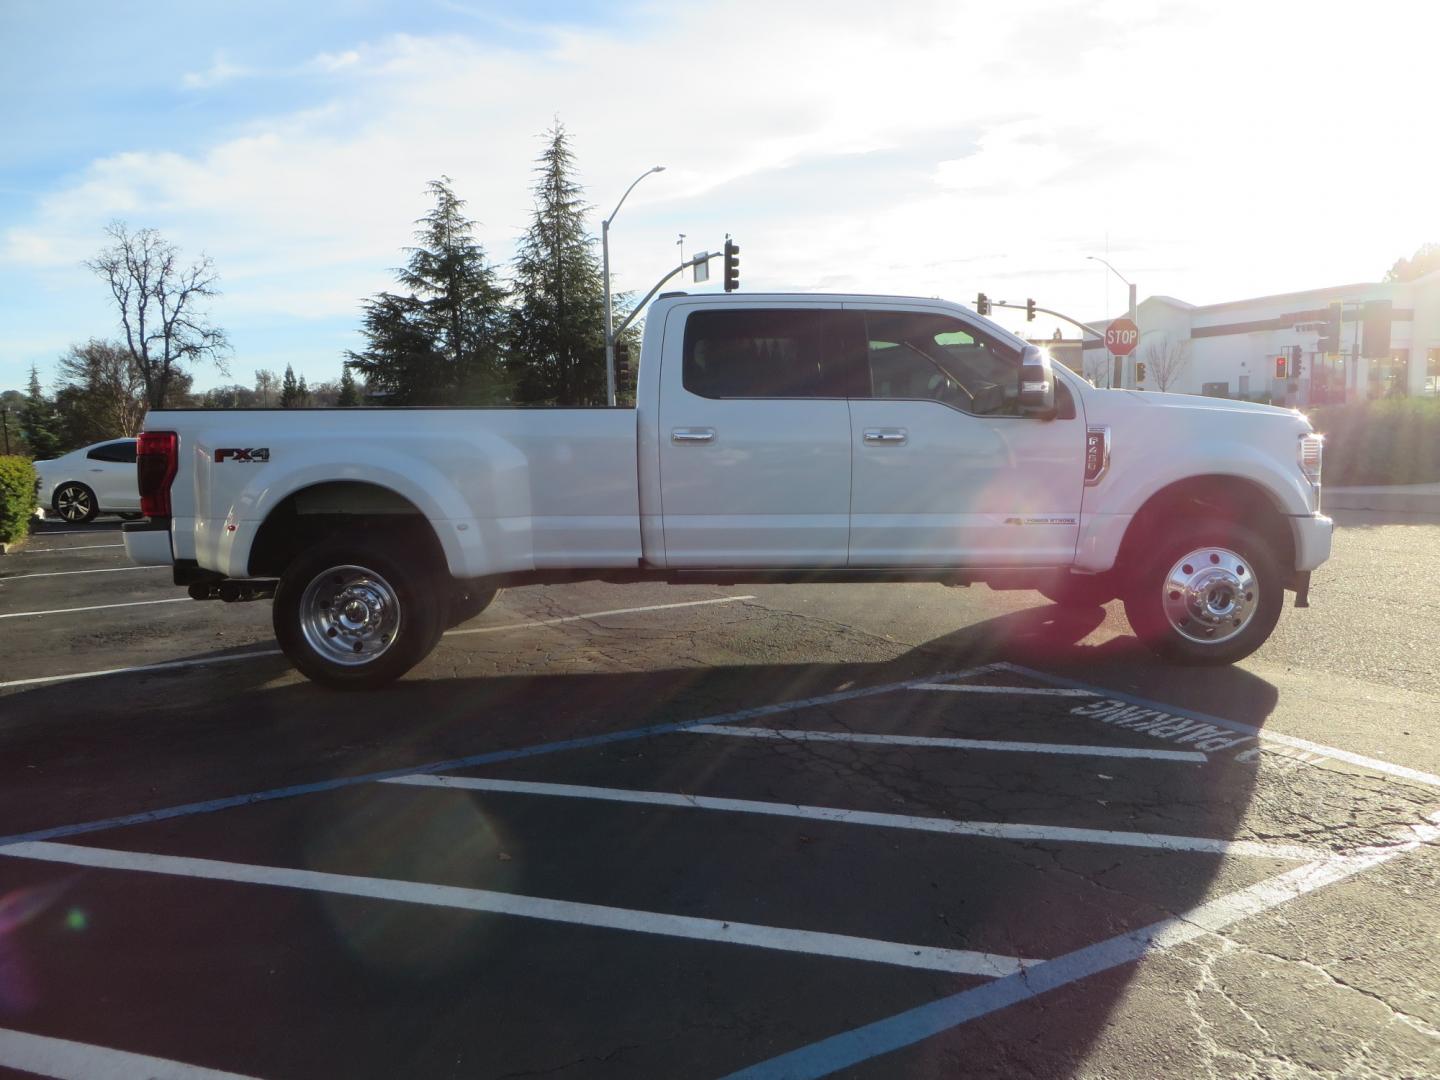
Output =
[{"x1": 1106, "y1": 318, "x2": 1140, "y2": 356}]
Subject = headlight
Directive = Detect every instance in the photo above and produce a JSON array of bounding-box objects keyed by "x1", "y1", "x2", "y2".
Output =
[{"x1": 1299, "y1": 433, "x2": 1323, "y2": 487}]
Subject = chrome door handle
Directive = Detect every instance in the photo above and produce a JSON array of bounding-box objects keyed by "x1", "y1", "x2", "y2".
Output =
[
  {"x1": 671, "y1": 428, "x2": 716, "y2": 443},
  {"x1": 863, "y1": 428, "x2": 907, "y2": 445}
]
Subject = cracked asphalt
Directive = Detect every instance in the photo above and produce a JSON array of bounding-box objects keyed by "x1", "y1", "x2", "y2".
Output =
[{"x1": 0, "y1": 508, "x2": 1438, "y2": 1079}]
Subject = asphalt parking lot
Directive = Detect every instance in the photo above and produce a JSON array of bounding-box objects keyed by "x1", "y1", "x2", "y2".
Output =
[{"x1": 2, "y1": 513, "x2": 1439, "y2": 1079}]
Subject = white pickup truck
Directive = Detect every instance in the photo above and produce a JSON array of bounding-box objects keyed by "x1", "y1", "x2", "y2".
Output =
[{"x1": 124, "y1": 292, "x2": 1332, "y2": 688}]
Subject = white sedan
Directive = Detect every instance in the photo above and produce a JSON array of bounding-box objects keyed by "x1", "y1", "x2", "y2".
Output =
[{"x1": 33, "y1": 439, "x2": 142, "y2": 523}]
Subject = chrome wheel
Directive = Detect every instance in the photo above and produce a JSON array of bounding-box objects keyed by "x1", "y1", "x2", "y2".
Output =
[
  {"x1": 1161, "y1": 546, "x2": 1256, "y2": 645},
  {"x1": 55, "y1": 483, "x2": 94, "y2": 522},
  {"x1": 299, "y1": 565, "x2": 402, "y2": 667}
]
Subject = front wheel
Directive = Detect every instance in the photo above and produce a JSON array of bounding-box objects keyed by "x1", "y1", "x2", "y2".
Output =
[
  {"x1": 1122, "y1": 522, "x2": 1283, "y2": 665},
  {"x1": 53, "y1": 482, "x2": 98, "y2": 523},
  {"x1": 272, "y1": 538, "x2": 444, "y2": 690}
]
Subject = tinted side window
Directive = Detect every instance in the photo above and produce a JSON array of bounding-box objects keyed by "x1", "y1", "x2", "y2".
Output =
[
  {"x1": 862, "y1": 311, "x2": 1022, "y2": 416},
  {"x1": 87, "y1": 441, "x2": 137, "y2": 463},
  {"x1": 682, "y1": 309, "x2": 865, "y2": 399}
]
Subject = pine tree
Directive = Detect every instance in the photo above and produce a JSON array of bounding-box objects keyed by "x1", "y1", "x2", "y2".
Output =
[
  {"x1": 509, "y1": 123, "x2": 610, "y2": 406},
  {"x1": 346, "y1": 177, "x2": 508, "y2": 405},
  {"x1": 297, "y1": 374, "x2": 311, "y2": 407},
  {"x1": 19, "y1": 366, "x2": 63, "y2": 459},
  {"x1": 337, "y1": 365, "x2": 360, "y2": 406},
  {"x1": 280, "y1": 364, "x2": 299, "y2": 408}
]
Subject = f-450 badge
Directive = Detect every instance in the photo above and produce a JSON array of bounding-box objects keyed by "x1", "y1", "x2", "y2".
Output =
[{"x1": 214, "y1": 447, "x2": 270, "y2": 463}]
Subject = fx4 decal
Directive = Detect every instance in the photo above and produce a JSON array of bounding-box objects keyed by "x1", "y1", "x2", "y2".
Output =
[{"x1": 214, "y1": 447, "x2": 270, "y2": 463}]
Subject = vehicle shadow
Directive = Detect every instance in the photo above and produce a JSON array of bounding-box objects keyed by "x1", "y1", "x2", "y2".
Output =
[{"x1": 0, "y1": 603, "x2": 1276, "y2": 1078}]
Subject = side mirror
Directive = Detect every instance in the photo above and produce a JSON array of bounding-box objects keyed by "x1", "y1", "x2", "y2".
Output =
[{"x1": 1018, "y1": 345, "x2": 1056, "y2": 419}]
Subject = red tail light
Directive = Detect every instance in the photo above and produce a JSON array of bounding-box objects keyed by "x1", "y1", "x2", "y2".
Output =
[{"x1": 137, "y1": 431, "x2": 179, "y2": 517}]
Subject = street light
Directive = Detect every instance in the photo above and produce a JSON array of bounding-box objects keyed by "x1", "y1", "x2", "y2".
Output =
[
  {"x1": 1087, "y1": 255, "x2": 1138, "y2": 388},
  {"x1": 1085, "y1": 255, "x2": 1137, "y2": 321},
  {"x1": 603, "y1": 165, "x2": 665, "y2": 406}
]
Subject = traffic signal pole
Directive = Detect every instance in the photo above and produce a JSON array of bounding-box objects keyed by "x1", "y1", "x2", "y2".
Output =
[
  {"x1": 611, "y1": 250, "x2": 723, "y2": 342},
  {"x1": 987, "y1": 300, "x2": 1107, "y2": 344}
]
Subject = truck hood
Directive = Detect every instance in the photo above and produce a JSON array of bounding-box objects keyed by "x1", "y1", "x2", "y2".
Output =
[{"x1": 1114, "y1": 389, "x2": 1305, "y2": 420}]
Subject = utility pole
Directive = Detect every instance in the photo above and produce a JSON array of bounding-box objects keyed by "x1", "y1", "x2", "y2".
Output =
[
  {"x1": 1087, "y1": 256, "x2": 1137, "y2": 388},
  {"x1": 602, "y1": 165, "x2": 665, "y2": 407},
  {"x1": 0, "y1": 407, "x2": 9, "y2": 455}
]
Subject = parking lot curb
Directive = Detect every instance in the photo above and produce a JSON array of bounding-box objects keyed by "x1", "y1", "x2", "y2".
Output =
[
  {"x1": 0, "y1": 537, "x2": 30, "y2": 556},
  {"x1": 1326, "y1": 484, "x2": 1440, "y2": 515}
]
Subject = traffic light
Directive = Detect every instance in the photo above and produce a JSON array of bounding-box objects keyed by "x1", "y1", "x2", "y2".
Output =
[
  {"x1": 1135, "y1": 360, "x2": 1146, "y2": 382},
  {"x1": 615, "y1": 340, "x2": 632, "y2": 390},
  {"x1": 975, "y1": 292, "x2": 990, "y2": 316},
  {"x1": 1274, "y1": 354, "x2": 1288, "y2": 380},
  {"x1": 1318, "y1": 300, "x2": 1342, "y2": 354},
  {"x1": 1290, "y1": 345, "x2": 1303, "y2": 377},
  {"x1": 1025, "y1": 298, "x2": 1036, "y2": 322},
  {"x1": 723, "y1": 239, "x2": 740, "y2": 293}
]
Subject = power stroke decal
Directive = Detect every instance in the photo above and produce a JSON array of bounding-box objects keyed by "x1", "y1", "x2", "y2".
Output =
[{"x1": 214, "y1": 448, "x2": 270, "y2": 463}]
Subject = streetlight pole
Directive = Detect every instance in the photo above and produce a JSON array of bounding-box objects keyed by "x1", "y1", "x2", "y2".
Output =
[
  {"x1": 1087, "y1": 255, "x2": 1137, "y2": 388},
  {"x1": 602, "y1": 165, "x2": 665, "y2": 406}
]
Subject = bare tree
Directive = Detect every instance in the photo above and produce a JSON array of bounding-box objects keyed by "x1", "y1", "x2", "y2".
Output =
[
  {"x1": 1082, "y1": 349, "x2": 1110, "y2": 386},
  {"x1": 86, "y1": 222, "x2": 230, "y2": 409},
  {"x1": 253, "y1": 369, "x2": 279, "y2": 407},
  {"x1": 54, "y1": 339, "x2": 148, "y2": 441},
  {"x1": 1139, "y1": 334, "x2": 1191, "y2": 393}
]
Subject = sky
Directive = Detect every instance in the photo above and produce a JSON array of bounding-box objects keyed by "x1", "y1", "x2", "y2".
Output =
[{"x1": 2, "y1": 0, "x2": 1437, "y2": 395}]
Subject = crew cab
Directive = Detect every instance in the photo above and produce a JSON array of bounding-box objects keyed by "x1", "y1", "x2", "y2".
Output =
[{"x1": 123, "y1": 293, "x2": 1332, "y2": 688}]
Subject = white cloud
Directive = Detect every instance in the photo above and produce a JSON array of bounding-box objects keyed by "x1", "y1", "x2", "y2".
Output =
[{"x1": 180, "y1": 53, "x2": 253, "y2": 90}]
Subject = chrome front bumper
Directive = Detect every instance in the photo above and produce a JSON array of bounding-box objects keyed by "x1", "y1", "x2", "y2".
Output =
[{"x1": 1292, "y1": 513, "x2": 1333, "y2": 573}]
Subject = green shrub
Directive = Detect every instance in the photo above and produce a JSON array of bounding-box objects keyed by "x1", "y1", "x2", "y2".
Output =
[
  {"x1": 0, "y1": 455, "x2": 38, "y2": 545},
  {"x1": 1308, "y1": 398, "x2": 1440, "y2": 485}
]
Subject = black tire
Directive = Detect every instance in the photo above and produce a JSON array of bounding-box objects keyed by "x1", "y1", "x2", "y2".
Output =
[
  {"x1": 1122, "y1": 521, "x2": 1283, "y2": 665},
  {"x1": 446, "y1": 582, "x2": 501, "y2": 629},
  {"x1": 272, "y1": 537, "x2": 444, "y2": 690},
  {"x1": 1038, "y1": 573, "x2": 1115, "y2": 609},
  {"x1": 53, "y1": 482, "x2": 98, "y2": 524}
]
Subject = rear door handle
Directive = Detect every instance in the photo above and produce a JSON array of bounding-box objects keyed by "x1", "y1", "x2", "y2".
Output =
[
  {"x1": 863, "y1": 428, "x2": 908, "y2": 445},
  {"x1": 671, "y1": 428, "x2": 716, "y2": 443}
]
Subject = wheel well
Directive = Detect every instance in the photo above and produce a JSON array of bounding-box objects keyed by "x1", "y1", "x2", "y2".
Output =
[
  {"x1": 1118, "y1": 476, "x2": 1296, "y2": 584},
  {"x1": 247, "y1": 481, "x2": 448, "y2": 578}
]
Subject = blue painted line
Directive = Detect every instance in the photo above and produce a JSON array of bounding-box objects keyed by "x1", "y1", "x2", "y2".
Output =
[
  {"x1": 720, "y1": 919, "x2": 1173, "y2": 1080},
  {"x1": 0, "y1": 672, "x2": 969, "y2": 850}
]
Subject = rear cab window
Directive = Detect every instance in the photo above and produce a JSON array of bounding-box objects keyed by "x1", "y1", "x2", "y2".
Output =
[{"x1": 681, "y1": 309, "x2": 867, "y2": 399}]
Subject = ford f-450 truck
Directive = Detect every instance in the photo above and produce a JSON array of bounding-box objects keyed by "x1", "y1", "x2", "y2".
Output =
[{"x1": 123, "y1": 293, "x2": 1332, "y2": 688}]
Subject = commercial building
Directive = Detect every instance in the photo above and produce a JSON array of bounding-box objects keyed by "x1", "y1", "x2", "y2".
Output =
[{"x1": 1065, "y1": 270, "x2": 1440, "y2": 404}]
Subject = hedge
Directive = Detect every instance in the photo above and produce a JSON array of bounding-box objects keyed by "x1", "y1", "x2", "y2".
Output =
[
  {"x1": 0, "y1": 455, "x2": 38, "y2": 545},
  {"x1": 1308, "y1": 398, "x2": 1440, "y2": 486}
]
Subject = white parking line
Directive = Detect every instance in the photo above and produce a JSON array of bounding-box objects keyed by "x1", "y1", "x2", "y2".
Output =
[
  {"x1": 0, "y1": 1026, "x2": 258, "y2": 1080},
  {"x1": 724, "y1": 813, "x2": 1440, "y2": 1078},
  {"x1": 383, "y1": 775, "x2": 1318, "y2": 860},
  {"x1": 0, "y1": 596, "x2": 759, "y2": 690},
  {"x1": 0, "y1": 597, "x2": 191, "y2": 621},
  {"x1": 1, "y1": 840, "x2": 1033, "y2": 977},
  {"x1": 17, "y1": 543, "x2": 127, "y2": 553},
  {"x1": 688, "y1": 724, "x2": 1208, "y2": 762},
  {"x1": 445, "y1": 594, "x2": 757, "y2": 635},
  {"x1": 913, "y1": 684, "x2": 1098, "y2": 698},
  {"x1": 2, "y1": 565, "x2": 167, "y2": 581},
  {"x1": 0, "y1": 650, "x2": 285, "y2": 690}
]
